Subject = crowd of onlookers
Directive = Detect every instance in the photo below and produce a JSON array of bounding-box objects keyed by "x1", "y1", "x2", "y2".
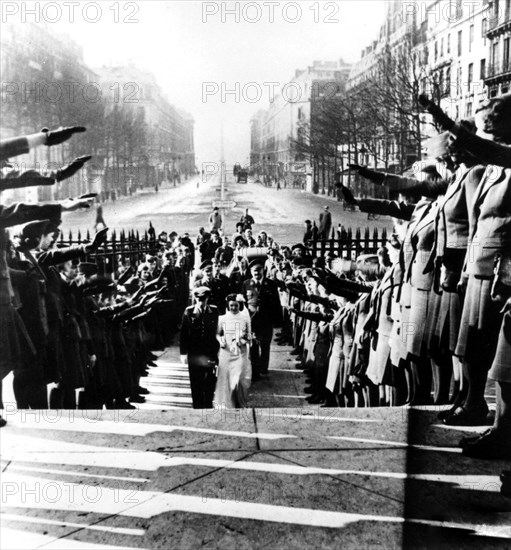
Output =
[{"x1": 1, "y1": 92, "x2": 510, "y2": 463}]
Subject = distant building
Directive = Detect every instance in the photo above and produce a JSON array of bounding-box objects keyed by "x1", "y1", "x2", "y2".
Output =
[
  {"x1": 345, "y1": 0, "x2": 509, "y2": 172},
  {"x1": 0, "y1": 22, "x2": 98, "y2": 203},
  {"x1": 95, "y1": 64, "x2": 195, "y2": 197},
  {"x1": 250, "y1": 59, "x2": 351, "y2": 192},
  {"x1": 484, "y1": 0, "x2": 511, "y2": 96}
]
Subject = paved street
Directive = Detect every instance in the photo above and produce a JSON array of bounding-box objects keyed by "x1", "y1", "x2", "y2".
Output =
[{"x1": 61, "y1": 175, "x2": 391, "y2": 244}]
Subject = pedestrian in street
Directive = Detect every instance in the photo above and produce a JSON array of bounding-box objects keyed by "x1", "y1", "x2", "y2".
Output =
[
  {"x1": 242, "y1": 258, "x2": 282, "y2": 380},
  {"x1": 240, "y1": 208, "x2": 255, "y2": 231},
  {"x1": 303, "y1": 219, "x2": 313, "y2": 244},
  {"x1": 208, "y1": 206, "x2": 223, "y2": 232},
  {"x1": 318, "y1": 206, "x2": 332, "y2": 240},
  {"x1": 179, "y1": 286, "x2": 219, "y2": 408}
]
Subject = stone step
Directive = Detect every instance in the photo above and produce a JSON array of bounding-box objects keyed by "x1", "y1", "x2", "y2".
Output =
[
  {"x1": 144, "y1": 393, "x2": 192, "y2": 405},
  {"x1": 144, "y1": 385, "x2": 191, "y2": 396},
  {"x1": 140, "y1": 377, "x2": 190, "y2": 387}
]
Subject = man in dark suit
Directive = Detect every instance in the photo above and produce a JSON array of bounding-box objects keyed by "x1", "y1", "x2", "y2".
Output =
[
  {"x1": 180, "y1": 286, "x2": 219, "y2": 408},
  {"x1": 318, "y1": 206, "x2": 332, "y2": 239},
  {"x1": 242, "y1": 259, "x2": 282, "y2": 380}
]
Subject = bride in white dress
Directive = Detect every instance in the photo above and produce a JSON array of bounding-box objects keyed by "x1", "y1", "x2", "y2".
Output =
[{"x1": 213, "y1": 294, "x2": 252, "y2": 408}]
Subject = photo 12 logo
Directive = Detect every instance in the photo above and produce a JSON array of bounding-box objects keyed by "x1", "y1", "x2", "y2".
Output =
[
  {"x1": 1, "y1": 1, "x2": 140, "y2": 24},
  {"x1": 202, "y1": 1, "x2": 341, "y2": 24}
]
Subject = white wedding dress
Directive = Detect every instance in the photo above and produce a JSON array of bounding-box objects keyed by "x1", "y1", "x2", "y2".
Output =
[{"x1": 213, "y1": 311, "x2": 252, "y2": 408}]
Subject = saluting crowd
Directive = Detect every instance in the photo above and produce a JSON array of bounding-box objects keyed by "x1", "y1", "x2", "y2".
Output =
[
  {"x1": 185, "y1": 93, "x2": 511, "y2": 461},
  {"x1": 0, "y1": 127, "x2": 193, "y2": 418},
  {"x1": 279, "y1": 93, "x2": 510, "y2": 461},
  {"x1": 1, "y1": 92, "x2": 510, "y2": 462}
]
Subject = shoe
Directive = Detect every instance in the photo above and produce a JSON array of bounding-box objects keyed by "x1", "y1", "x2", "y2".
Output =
[
  {"x1": 461, "y1": 429, "x2": 511, "y2": 460},
  {"x1": 303, "y1": 386, "x2": 315, "y2": 393},
  {"x1": 148, "y1": 353, "x2": 158, "y2": 360},
  {"x1": 443, "y1": 405, "x2": 491, "y2": 426},
  {"x1": 260, "y1": 372, "x2": 269, "y2": 378},
  {"x1": 129, "y1": 395, "x2": 146, "y2": 404},
  {"x1": 147, "y1": 360, "x2": 157, "y2": 367},
  {"x1": 438, "y1": 405, "x2": 457, "y2": 421},
  {"x1": 0, "y1": 416, "x2": 6, "y2": 428},
  {"x1": 306, "y1": 395, "x2": 325, "y2": 404},
  {"x1": 459, "y1": 428, "x2": 492, "y2": 447},
  {"x1": 137, "y1": 386, "x2": 149, "y2": 395},
  {"x1": 501, "y1": 471, "x2": 511, "y2": 498}
]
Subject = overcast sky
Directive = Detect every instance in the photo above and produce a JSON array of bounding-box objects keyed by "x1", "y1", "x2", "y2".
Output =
[{"x1": 44, "y1": 1, "x2": 386, "y2": 165}]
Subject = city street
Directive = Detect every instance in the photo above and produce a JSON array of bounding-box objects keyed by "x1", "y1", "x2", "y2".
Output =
[{"x1": 61, "y1": 175, "x2": 391, "y2": 244}]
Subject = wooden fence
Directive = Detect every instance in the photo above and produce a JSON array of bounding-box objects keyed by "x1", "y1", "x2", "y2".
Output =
[{"x1": 306, "y1": 227, "x2": 388, "y2": 260}]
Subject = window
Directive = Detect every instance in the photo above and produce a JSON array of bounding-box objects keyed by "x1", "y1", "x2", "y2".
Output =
[
  {"x1": 492, "y1": 41, "x2": 500, "y2": 68},
  {"x1": 468, "y1": 63, "x2": 473, "y2": 90},
  {"x1": 458, "y1": 30, "x2": 463, "y2": 56},
  {"x1": 447, "y1": 34, "x2": 451, "y2": 54},
  {"x1": 457, "y1": 66, "x2": 463, "y2": 95},
  {"x1": 440, "y1": 37, "x2": 444, "y2": 58},
  {"x1": 480, "y1": 58, "x2": 486, "y2": 79},
  {"x1": 504, "y1": 37, "x2": 510, "y2": 70},
  {"x1": 482, "y1": 18, "x2": 487, "y2": 38},
  {"x1": 469, "y1": 25, "x2": 474, "y2": 52},
  {"x1": 446, "y1": 67, "x2": 451, "y2": 94},
  {"x1": 435, "y1": 41, "x2": 438, "y2": 62},
  {"x1": 465, "y1": 102, "x2": 473, "y2": 117}
]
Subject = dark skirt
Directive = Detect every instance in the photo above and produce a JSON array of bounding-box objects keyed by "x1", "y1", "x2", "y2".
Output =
[
  {"x1": 455, "y1": 277, "x2": 502, "y2": 360},
  {"x1": 489, "y1": 311, "x2": 511, "y2": 383}
]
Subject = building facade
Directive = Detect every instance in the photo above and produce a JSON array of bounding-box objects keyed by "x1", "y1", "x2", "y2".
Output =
[
  {"x1": 346, "y1": 0, "x2": 510, "y2": 172},
  {"x1": 0, "y1": 23, "x2": 195, "y2": 204},
  {"x1": 249, "y1": 59, "x2": 351, "y2": 192}
]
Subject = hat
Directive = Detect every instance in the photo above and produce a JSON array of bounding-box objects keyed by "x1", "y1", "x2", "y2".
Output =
[
  {"x1": 200, "y1": 259, "x2": 213, "y2": 270},
  {"x1": 193, "y1": 286, "x2": 211, "y2": 297},
  {"x1": 249, "y1": 258, "x2": 265, "y2": 269},
  {"x1": 324, "y1": 206, "x2": 329, "y2": 210},
  {"x1": 78, "y1": 262, "x2": 98, "y2": 277},
  {"x1": 21, "y1": 219, "x2": 50, "y2": 241},
  {"x1": 291, "y1": 243, "x2": 306, "y2": 252},
  {"x1": 304, "y1": 219, "x2": 312, "y2": 224}
]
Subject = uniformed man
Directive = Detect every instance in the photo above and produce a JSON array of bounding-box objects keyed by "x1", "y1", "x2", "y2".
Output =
[
  {"x1": 179, "y1": 286, "x2": 219, "y2": 408},
  {"x1": 242, "y1": 258, "x2": 282, "y2": 380}
]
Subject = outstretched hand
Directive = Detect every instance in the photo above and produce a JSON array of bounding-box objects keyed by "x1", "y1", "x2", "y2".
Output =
[
  {"x1": 340, "y1": 185, "x2": 358, "y2": 206},
  {"x1": 418, "y1": 95, "x2": 455, "y2": 131},
  {"x1": 86, "y1": 227, "x2": 109, "y2": 252},
  {"x1": 348, "y1": 164, "x2": 386, "y2": 184},
  {"x1": 42, "y1": 126, "x2": 86, "y2": 147},
  {"x1": 60, "y1": 196, "x2": 94, "y2": 211},
  {"x1": 55, "y1": 155, "x2": 92, "y2": 182}
]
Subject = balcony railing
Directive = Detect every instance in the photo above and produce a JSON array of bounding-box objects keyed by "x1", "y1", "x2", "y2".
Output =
[
  {"x1": 485, "y1": 58, "x2": 511, "y2": 79},
  {"x1": 487, "y1": 7, "x2": 511, "y2": 34}
]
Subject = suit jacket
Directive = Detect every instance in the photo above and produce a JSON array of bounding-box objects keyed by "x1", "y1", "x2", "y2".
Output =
[
  {"x1": 242, "y1": 277, "x2": 282, "y2": 331},
  {"x1": 319, "y1": 211, "x2": 332, "y2": 234},
  {"x1": 436, "y1": 165, "x2": 485, "y2": 255},
  {"x1": 407, "y1": 199, "x2": 439, "y2": 291},
  {"x1": 465, "y1": 165, "x2": 511, "y2": 277},
  {"x1": 179, "y1": 304, "x2": 219, "y2": 361}
]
